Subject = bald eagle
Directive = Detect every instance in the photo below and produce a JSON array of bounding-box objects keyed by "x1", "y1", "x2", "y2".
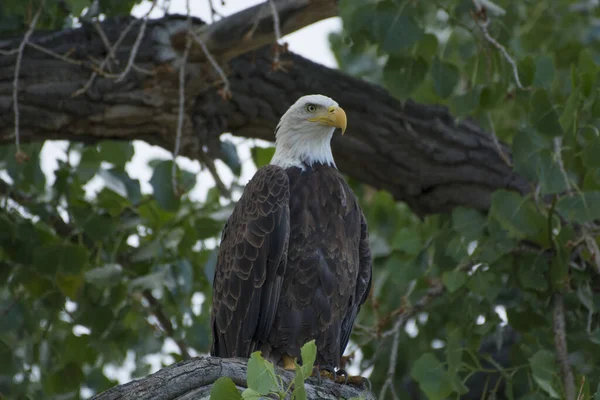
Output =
[{"x1": 210, "y1": 94, "x2": 372, "y2": 371}]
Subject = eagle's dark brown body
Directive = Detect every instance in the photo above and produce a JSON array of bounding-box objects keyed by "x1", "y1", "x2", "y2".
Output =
[{"x1": 210, "y1": 163, "x2": 372, "y2": 368}]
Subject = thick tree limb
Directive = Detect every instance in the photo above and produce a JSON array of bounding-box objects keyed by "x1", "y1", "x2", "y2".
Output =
[
  {"x1": 0, "y1": 9, "x2": 529, "y2": 216},
  {"x1": 171, "y1": 0, "x2": 339, "y2": 63},
  {"x1": 91, "y1": 357, "x2": 374, "y2": 400}
]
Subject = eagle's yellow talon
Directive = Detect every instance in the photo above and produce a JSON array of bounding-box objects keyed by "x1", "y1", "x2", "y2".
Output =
[{"x1": 283, "y1": 355, "x2": 296, "y2": 371}]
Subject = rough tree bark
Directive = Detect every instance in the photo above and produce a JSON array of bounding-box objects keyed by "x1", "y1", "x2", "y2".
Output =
[
  {"x1": 0, "y1": 1, "x2": 529, "y2": 398},
  {"x1": 91, "y1": 357, "x2": 374, "y2": 400},
  {"x1": 0, "y1": 0, "x2": 529, "y2": 217}
]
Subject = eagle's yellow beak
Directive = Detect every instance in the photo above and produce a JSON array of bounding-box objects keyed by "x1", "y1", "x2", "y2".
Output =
[{"x1": 308, "y1": 106, "x2": 347, "y2": 135}]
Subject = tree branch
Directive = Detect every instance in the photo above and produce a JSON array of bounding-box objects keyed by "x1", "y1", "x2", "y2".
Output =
[
  {"x1": 0, "y1": 10, "x2": 530, "y2": 216},
  {"x1": 170, "y1": 0, "x2": 338, "y2": 62},
  {"x1": 553, "y1": 293, "x2": 576, "y2": 400},
  {"x1": 142, "y1": 290, "x2": 191, "y2": 360},
  {"x1": 91, "y1": 357, "x2": 374, "y2": 400}
]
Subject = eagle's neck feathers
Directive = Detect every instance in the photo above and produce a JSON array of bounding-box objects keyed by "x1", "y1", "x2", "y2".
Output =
[{"x1": 270, "y1": 125, "x2": 336, "y2": 170}]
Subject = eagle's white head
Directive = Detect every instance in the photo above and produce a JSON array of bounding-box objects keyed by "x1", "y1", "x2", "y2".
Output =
[{"x1": 270, "y1": 94, "x2": 347, "y2": 169}]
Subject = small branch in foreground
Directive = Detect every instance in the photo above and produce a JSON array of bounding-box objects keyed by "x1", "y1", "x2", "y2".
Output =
[
  {"x1": 554, "y1": 137, "x2": 572, "y2": 193},
  {"x1": 472, "y1": 1, "x2": 523, "y2": 90},
  {"x1": 486, "y1": 112, "x2": 512, "y2": 167},
  {"x1": 268, "y1": 0, "x2": 283, "y2": 66},
  {"x1": 379, "y1": 283, "x2": 445, "y2": 399},
  {"x1": 172, "y1": 3, "x2": 193, "y2": 196},
  {"x1": 142, "y1": 290, "x2": 191, "y2": 360},
  {"x1": 93, "y1": 21, "x2": 117, "y2": 65},
  {"x1": 189, "y1": 29, "x2": 231, "y2": 99},
  {"x1": 553, "y1": 293, "x2": 576, "y2": 400},
  {"x1": 72, "y1": 18, "x2": 139, "y2": 96},
  {"x1": 12, "y1": 0, "x2": 45, "y2": 160},
  {"x1": 115, "y1": 0, "x2": 157, "y2": 82},
  {"x1": 199, "y1": 152, "x2": 232, "y2": 199}
]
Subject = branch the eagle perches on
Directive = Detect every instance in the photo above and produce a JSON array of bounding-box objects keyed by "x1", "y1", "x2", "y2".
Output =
[{"x1": 90, "y1": 357, "x2": 375, "y2": 400}]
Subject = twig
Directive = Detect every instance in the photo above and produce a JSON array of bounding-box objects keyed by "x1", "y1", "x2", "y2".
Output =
[
  {"x1": 486, "y1": 112, "x2": 512, "y2": 167},
  {"x1": 554, "y1": 137, "x2": 572, "y2": 192},
  {"x1": 207, "y1": 0, "x2": 224, "y2": 22},
  {"x1": 199, "y1": 152, "x2": 231, "y2": 199},
  {"x1": 189, "y1": 29, "x2": 231, "y2": 99},
  {"x1": 172, "y1": 3, "x2": 193, "y2": 196},
  {"x1": 472, "y1": 1, "x2": 523, "y2": 90},
  {"x1": 26, "y1": 42, "x2": 83, "y2": 67},
  {"x1": 378, "y1": 283, "x2": 445, "y2": 399},
  {"x1": 553, "y1": 293, "x2": 576, "y2": 400},
  {"x1": 73, "y1": 18, "x2": 138, "y2": 96},
  {"x1": 115, "y1": 0, "x2": 157, "y2": 82},
  {"x1": 93, "y1": 21, "x2": 117, "y2": 66},
  {"x1": 0, "y1": 48, "x2": 19, "y2": 56},
  {"x1": 583, "y1": 230, "x2": 600, "y2": 274},
  {"x1": 12, "y1": 0, "x2": 45, "y2": 158},
  {"x1": 142, "y1": 290, "x2": 191, "y2": 360},
  {"x1": 269, "y1": 0, "x2": 282, "y2": 64}
]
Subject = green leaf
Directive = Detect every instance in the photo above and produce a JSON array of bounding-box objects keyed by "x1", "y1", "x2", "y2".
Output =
[
  {"x1": 43, "y1": 362, "x2": 85, "y2": 395},
  {"x1": 533, "y1": 55, "x2": 555, "y2": 87},
  {"x1": 378, "y1": 14, "x2": 423, "y2": 54},
  {"x1": 77, "y1": 146, "x2": 101, "y2": 182},
  {"x1": 241, "y1": 388, "x2": 263, "y2": 400},
  {"x1": 392, "y1": 227, "x2": 422, "y2": 255},
  {"x1": 559, "y1": 87, "x2": 580, "y2": 135},
  {"x1": 411, "y1": 353, "x2": 453, "y2": 400},
  {"x1": 442, "y1": 270, "x2": 468, "y2": 293},
  {"x1": 431, "y1": 58, "x2": 459, "y2": 99},
  {"x1": 479, "y1": 82, "x2": 505, "y2": 110},
  {"x1": 384, "y1": 56, "x2": 428, "y2": 97},
  {"x1": 251, "y1": 147, "x2": 275, "y2": 169},
  {"x1": 517, "y1": 254, "x2": 549, "y2": 292},
  {"x1": 445, "y1": 324, "x2": 462, "y2": 374},
  {"x1": 556, "y1": 192, "x2": 600, "y2": 223},
  {"x1": 246, "y1": 351, "x2": 279, "y2": 395},
  {"x1": 518, "y1": 56, "x2": 536, "y2": 87},
  {"x1": 149, "y1": 160, "x2": 180, "y2": 211},
  {"x1": 489, "y1": 190, "x2": 548, "y2": 246},
  {"x1": 581, "y1": 131, "x2": 600, "y2": 169},
  {"x1": 129, "y1": 271, "x2": 167, "y2": 292},
  {"x1": 195, "y1": 217, "x2": 223, "y2": 240},
  {"x1": 577, "y1": 282, "x2": 594, "y2": 311},
  {"x1": 210, "y1": 377, "x2": 242, "y2": 400},
  {"x1": 579, "y1": 49, "x2": 598, "y2": 97},
  {"x1": 292, "y1": 361, "x2": 308, "y2": 400},
  {"x1": 451, "y1": 207, "x2": 486, "y2": 241},
  {"x1": 97, "y1": 141, "x2": 134, "y2": 170},
  {"x1": 512, "y1": 129, "x2": 568, "y2": 194},
  {"x1": 98, "y1": 168, "x2": 142, "y2": 204},
  {"x1": 56, "y1": 273, "x2": 83, "y2": 298},
  {"x1": 82, "y1": 213, "x2": 118, "y2": 242},
  {"x1": 220, "y1": 139, "x2": 242, "y2": 176},
  {"x1": 530, "y1": 89, "x2": 563, "y2": 137},
  {"x1": 529, "y1": 350, "x2": 560, "y2": 398},
  {"x1": 416, "y1": 33, "x2": 438, "y2": 59},
  {"x1": 85, "y1": 264, "x2": 123, "y2": 287},
  {"x1": 33, "y1": 243, "x2": 89, "y2": 275},
  {"x1": 300, "y1": 340, "x2": 317, "y2": 377},
  {"x1": 96, "y1": 187, "x2": 129, "y2": 217}
]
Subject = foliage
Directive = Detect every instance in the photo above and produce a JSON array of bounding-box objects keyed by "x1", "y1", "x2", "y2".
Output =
[
  {"x1": 209, "y1": 341, "x2": 334, "y2": 400},
  {"x1": 2, "y1": 0, "x2": 600, "y2": 399},
  {"x1": 329, "y1": 0, "x2": 600, "y2": 398}
]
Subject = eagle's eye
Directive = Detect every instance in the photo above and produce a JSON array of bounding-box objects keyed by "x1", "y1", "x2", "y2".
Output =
[{"x1": 305, "y1": 104, "x2": 317, "y2": 113}]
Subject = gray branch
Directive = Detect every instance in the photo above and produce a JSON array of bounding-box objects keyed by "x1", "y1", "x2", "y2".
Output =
[{"x1": 91, "y1": 356, "x2": 375, "y2": 400}]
